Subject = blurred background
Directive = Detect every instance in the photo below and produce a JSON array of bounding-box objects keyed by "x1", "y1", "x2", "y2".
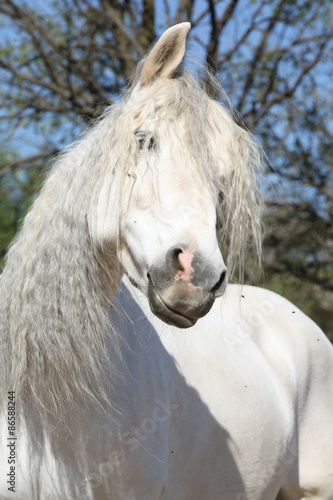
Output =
[{"x1": 0, "y1": 0, "x2": 332, "y2": 339}]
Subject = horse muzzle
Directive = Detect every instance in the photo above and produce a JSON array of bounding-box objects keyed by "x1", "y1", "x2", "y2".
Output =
[{"x1": 147, "y1": 245, "x2": 228, "y2": 328}]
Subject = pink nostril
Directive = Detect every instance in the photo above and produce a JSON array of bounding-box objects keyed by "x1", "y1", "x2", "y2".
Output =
[
  {"x1": 178, "y1": 249, "x2": 194, "y2": 280},
  {"x1": 170, "y1": 248, "x2": 184, "y2": 272},
  {"x1": 166, "y1": 245, "x2": 191, "y2": 273}
]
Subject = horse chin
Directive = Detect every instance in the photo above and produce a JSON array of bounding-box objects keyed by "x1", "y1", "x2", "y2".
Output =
[
  {"x1": 147, "y1": 276, "x2": 218, "y2": 329},
  {"x1": 147, "y1": 280, "x2": 197, "y2": 328}
]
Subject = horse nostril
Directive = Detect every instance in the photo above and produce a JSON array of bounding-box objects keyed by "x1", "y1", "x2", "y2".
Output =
[
  {"x1": 211, "y1": 270, "x2": 228, "y2": 296},
  {"x1": 166, "y1": 246, "x2": 186, "y2": 273}
]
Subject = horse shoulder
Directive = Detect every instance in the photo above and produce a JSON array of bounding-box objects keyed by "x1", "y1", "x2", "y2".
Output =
[
  {"x1": 222, "y1": 284, "x2": 332, "y2": 379},
  {"x1": 223, "y1": 284, "x2": 333, "y2": 498}
]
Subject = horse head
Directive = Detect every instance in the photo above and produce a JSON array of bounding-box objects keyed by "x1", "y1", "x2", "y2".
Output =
[{"x1": 95, "y1": 23, "x2": 262, "y2": 328}]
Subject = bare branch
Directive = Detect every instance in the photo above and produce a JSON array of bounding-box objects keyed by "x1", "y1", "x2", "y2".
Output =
[
  {"x1": 175, "y1": 0, "x2": 194, "y2": 24},
  {"x1": 0, "y1": 151, "x2": 58, "y2": 179},
  {"x1": 206, "y1": 0, "x2": 240, "y2": 71},
  {"x1": 236, "y1": 0, "x2": 287, "y2": 110},
  {"x1": 139, "y1": 0, "x2": 155, "y2": 48},
  {"x1": 217, "y1": 0, "x2": 266, "y2": 67},
  {"x1": 252, "y1": 34, "x2": 332, "y2": 126}
]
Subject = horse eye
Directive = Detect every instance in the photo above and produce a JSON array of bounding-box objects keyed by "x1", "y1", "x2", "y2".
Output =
[
  {"x1": 135, "y1": 131, "x2": 146, "y2": 149},
  {"x1": 147, "y1": 136, "x2": 156, "y2": 150},
  {"x1": 135, "y1": 131, "x2": 156, "y2": 151}
]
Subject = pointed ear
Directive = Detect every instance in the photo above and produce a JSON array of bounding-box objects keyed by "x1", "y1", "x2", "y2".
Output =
[{"x1": 140, "y1": 23, "x2": 191, "y2": 86}]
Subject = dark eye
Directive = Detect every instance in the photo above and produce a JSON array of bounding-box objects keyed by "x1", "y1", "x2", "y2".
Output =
[{"x1": 135, "y1": 131, "x2": 156, "y2": 151}]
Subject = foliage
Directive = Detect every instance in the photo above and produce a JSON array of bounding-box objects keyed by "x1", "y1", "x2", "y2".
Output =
[
  {"x1": 0, "y1": 0, "x2": 332, "y2": 338},
  {"x1": 0, "y1": 149, "x2": 46, "y2": 262}
]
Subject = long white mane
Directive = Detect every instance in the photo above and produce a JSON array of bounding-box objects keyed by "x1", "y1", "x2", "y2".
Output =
[{"x1": 0, "y1": 61, "x2": 263, "y2": 422}]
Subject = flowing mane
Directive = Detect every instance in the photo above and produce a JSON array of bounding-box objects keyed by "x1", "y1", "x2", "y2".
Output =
[{"x1": 0, "y1": 63, "x2": 263, "y2": 422}]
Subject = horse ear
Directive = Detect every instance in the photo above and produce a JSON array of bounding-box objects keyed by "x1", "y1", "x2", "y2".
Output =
[{"x1": 140, "y1": 23, "x2": 191, "y2": 86}]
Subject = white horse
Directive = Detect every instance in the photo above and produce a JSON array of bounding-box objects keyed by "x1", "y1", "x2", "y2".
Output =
[{"x1": 0, "y1": 23, "x2": 332, "y2": 500}]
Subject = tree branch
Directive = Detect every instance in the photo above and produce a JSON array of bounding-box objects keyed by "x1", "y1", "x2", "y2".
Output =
[{"x1": 0, "y1": 151, "x2": 58, "y2": 179}]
